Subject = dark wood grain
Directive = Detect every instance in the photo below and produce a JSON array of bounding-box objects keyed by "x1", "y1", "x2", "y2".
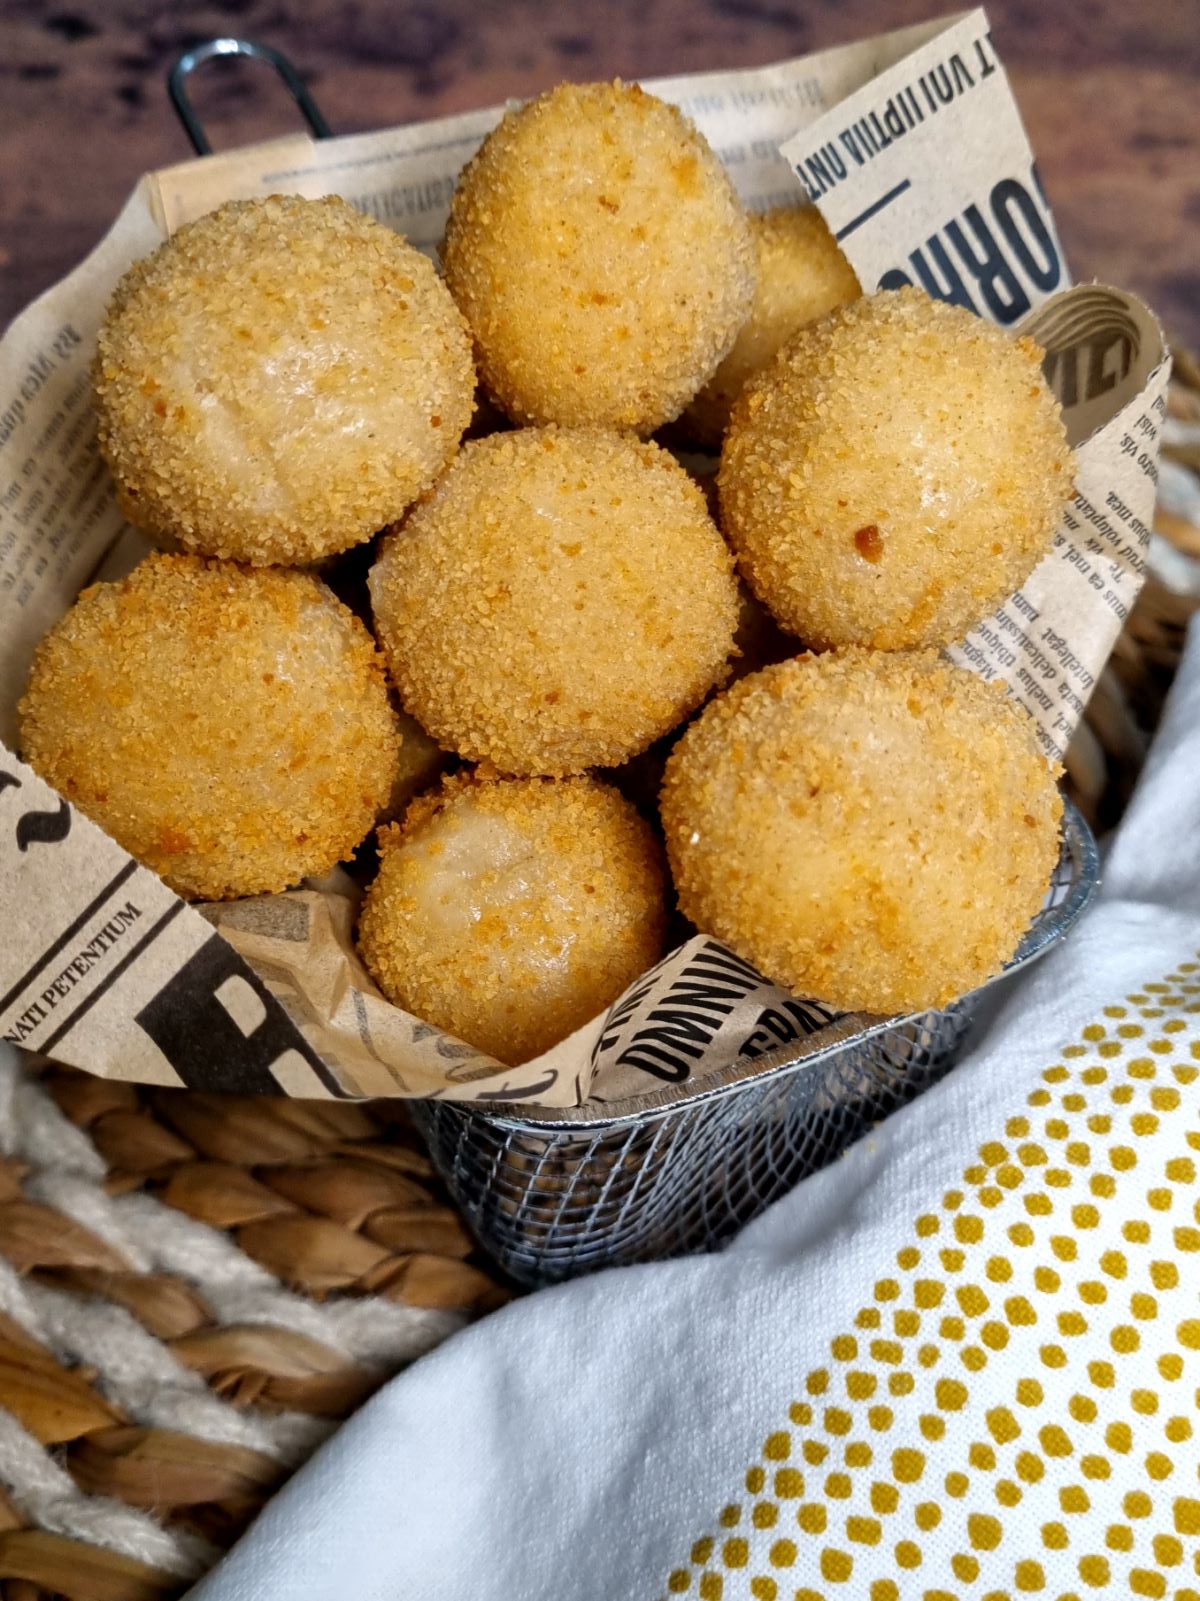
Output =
[{"x1": 2, "y1": 0, "x2": 1197, "y2": 346}]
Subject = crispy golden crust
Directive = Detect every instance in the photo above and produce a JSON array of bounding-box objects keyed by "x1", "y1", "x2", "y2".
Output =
[
  {"x1": 683, "y1": 206, "x2": 861, "y2": 447},
  {"x1": 660, "y1": 651, "x2": 1062, "y2": 1013},
  {"x1": 368, "y1": 426, "x2": 740, "y2": 775},
  {"x1": 442, "y1": 81, "x2": 755, "y2": 434},
  {"x1": 357, "y1": 772, "x2": 667, "y2": 1065},
  {"x1": 19, "y1": 554, "x2": 401, "y2": 901},
  {"x1": 719, "y1": 288, "x2": 1075, "y2": 650},
  {"x1": 94, "y1": 195, "x2": 475, "y2": 565}
]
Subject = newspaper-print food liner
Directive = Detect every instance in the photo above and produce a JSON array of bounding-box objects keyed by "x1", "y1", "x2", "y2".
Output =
[{"x1": 0, "y1": 9, "x2": 1168, "y2": 1109}]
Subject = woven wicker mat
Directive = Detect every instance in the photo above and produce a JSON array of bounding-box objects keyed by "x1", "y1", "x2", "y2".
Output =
[
  {"x1": 0, "y1": 357, "x2": 1195, "y2": 1601},
  {"x1": 0, "y1": 1063, "x2": 510, "y2": 1599}
]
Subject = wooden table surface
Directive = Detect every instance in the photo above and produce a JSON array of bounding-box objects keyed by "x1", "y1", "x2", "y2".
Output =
[{"x1": 2, "y1": 0, "x2": 1197, "y2": 348}]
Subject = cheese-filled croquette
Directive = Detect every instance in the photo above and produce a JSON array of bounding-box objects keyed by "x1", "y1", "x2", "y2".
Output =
[
  {"x1": 661, "y1": 651, "x2": 1062, "y2": 1015},
  {"x1": 442, "y1": 81, "x2": 755, "y2": 434},
  {"x1": 19, "y1": 555, "x2": 401, "y2": 901},
  {"x1": 369, "y1": 427, "x2": 740, "y2": 775},
  {"x1": 684, "y1": 206, "x2": 861, "y2": 447},
  {"x1": 358, "y1": 773, "x2": 667, "y2": 1065},
  {"x1": 94, "y1": 196, "x2": 475, "y2": 565},
  {"x1": 720, "y1": 289, "x2": 1075, "y2": 650}
]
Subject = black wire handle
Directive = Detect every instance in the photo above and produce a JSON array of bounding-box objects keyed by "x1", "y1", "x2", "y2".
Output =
[{"x1": 167, "y1": 38, "x2": 333, "y2": 156}]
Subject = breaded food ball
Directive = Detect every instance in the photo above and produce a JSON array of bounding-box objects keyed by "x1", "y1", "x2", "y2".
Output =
[
  {"x1": 94, "y1": 195, "x2": 475, "y2": 565},
  {"x1": 719, "y1": 289, "x2": 1075, "y2": 650},
  {"x1": 358, "y1": 773, "x2": 667, "y2": 1065},
  {"x1": 661, "y1": 651, "x2": 1062, "y2": 1014},
  {"x1": 728, "y1": 581, "x2": 797, "y2": 684},
  {"x1": 684, "y1": 206, "x2": 861, "y2": 446},
  {"x1": 385, "y1": 708, "x2": 446, "y2": 820},
  {"x1": 19, "y1": 554, "x2": 401, "y2": 901},
  {"x1": 369, "y1": 426, "x2": 740, "y2": 775},
  {"x1": 442, "y1": 81, "x2": 755, "y2": 434}
]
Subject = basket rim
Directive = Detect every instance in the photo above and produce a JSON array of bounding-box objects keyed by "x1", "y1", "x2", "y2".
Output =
[{"x1": 453, "y1": 796, "x2": 1100, "y2": 1134}]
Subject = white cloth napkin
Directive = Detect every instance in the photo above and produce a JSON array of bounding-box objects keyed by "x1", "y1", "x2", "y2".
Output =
[{"x1": 194, "y1": 626, "x2": 1200, "y2": 1601}]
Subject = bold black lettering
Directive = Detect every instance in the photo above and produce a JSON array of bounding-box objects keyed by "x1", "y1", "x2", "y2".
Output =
[
  {"x1": 840, "y1": 128, "x2": 866, "y2": 167},
  {"x1": 754, "y1": 1007, "x2": 800, "y2": 1047},
  {"x1": 855, "y1": 115, "x2": 880, "y2": 155},
  {"x1": 635, "y1": 1012, "x2": 717, "y2": 1056},
  {"x1": 866, "y1": 112, "x2": 893, "y2": 151},
  {"x1": 615, "y1": 1042, "x2": 693, "y2": 1082},
  {"x1": 15, "y1": 797, "x2": 71, "y2": 852},
  {"x1": 945, "y1": 206, "x2": 1030, "y2": 322},
  {"x1": 908, "y1": 238, "x2": 978, "y2": 313},
  {"x1": 804, "y1": 151, "x2": 834, "y2": 197},
  {"x1": 974, "y1": 35, "x2": 998, "y2": 77},
  {"x1": 135, "y1": 933, "x2": 341, "y2": 1095},
  {"x1": 991, "y1": 178, "x2": 1061, "y2": 293},
  {"x1": 879, "y1": 267, "x2": 915, "y2": 292}
]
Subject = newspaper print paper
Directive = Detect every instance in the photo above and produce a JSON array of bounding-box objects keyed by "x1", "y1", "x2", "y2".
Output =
[{"x1": 0, "y1": 12, "x2": 1167, "y2": 1106}]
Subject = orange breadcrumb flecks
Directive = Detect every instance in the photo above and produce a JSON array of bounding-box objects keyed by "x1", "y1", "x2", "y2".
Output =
[
  {"x1": 357, "y1": 771, "x2": 667, "y2": 1066},
  {"x1": 368, "y1": 425, "x2": 740, "y2": 775},
  {"x1": 660, "y1": 649, "x2": 1063, "y2": 1015},
  {"x1": 18, "y1": 554, "x2": 401, "y2": 902},
  {"x1": 442, "y1": 80, "x2": 755, "y2": 435},
  {"x1": 682, "y1": 204, "x2": 862, "y2": 449},
  {"x1": 93, "y1": 194, "x2": 476, "y2": 566},
  {"x1": 718, "y1": 287, "x2": 1076, "y2": 651}
]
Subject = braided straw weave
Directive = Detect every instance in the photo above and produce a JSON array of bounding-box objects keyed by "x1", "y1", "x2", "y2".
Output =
[
  {"x1": 0, "y1": 1055, "x2": 507, "y2": 1599},
  {"x1": 0, "y1": 360, "x2": 1195, "y2": 1601}
]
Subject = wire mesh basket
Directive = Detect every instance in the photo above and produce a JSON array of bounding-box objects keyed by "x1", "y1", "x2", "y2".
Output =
[{"x1": 411, "y1": 800, "x2": 1099, "y2": 1287}]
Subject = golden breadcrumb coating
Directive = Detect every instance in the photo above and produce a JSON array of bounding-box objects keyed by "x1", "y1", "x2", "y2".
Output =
[
  {"x1": 442, "y1": 81, "x2": 755, "y2": 434},
  {"x1": 19, "y1": 554, "x2": 401, "y2": 901},
  {"x1": 660, "y1": 651, "x2": 1062, "y2": 1014},
  {"x1": 684, "y1": 206, "x2": 861, "y2": 447},
  {"x1": 719, "y1": 288, "x2": 1075, "y2": 650},
  {"x1": 369, "y1": 426, "x2": 740, "y2": 775},
  {"x1": 358, "y1": 772, "x2": 667, "y2": 1065},
  {"x1": 94, "y1": 195, "x2": 475, "y2": 565}
]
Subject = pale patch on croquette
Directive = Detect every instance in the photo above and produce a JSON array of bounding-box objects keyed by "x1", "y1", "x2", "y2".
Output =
[
  {"x1": 357, "y1": 772, "x2": 667, "y2": 1066},
  {"x1": 683, "y1": 206, "x2": 861, "y2": 448},
  {"x1": 442, "y1": 80, "x2": 755, "y2": 435},
  {"x1": 369, "y1": 426, "x2": 741, "y2": 775},
  {"x1": 94, "y1": 195, "x2": 475, "y2": 566},
  {"x1": 660, "y1": 650, "x2": 1063, "y2": 1014},
  {"x1": 18, "y1": 554, "x2": 401, "y2": 901},
  {"x1": 719, "y1": 288, "x2": 1075, "y2": 650}
]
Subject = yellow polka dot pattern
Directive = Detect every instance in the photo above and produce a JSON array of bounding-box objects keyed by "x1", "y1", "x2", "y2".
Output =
[{"x1": 657, "y1": 961, "x2": 1200, "y2": 1599}]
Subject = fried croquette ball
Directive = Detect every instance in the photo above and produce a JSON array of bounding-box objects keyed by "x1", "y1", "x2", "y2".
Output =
[
  {"x1": 728, "y1": 581, "x2": 797, "y2": 684},
  {"x1": 369, "y1": 426, "x2": 740, "y2": 775},
  {"x1": 683, "y1": 206, "x2": 861, "y2": 447},
  {"x1": 19, "y1": 554, "x2": 401, "y2": 901},
  {"x1": 661, "y1": 651, "x2": 1062, "y2": 1014},
  {"x1": 719, "y1": 289, "x2": 1075, "y2": 650},
  {"x1": 358, "y1": 773, "x2": 667, "y2": 1065},
  {"x1": 442, "y1": 81, "x2": 755, "y2": 434},
  {"x1": 94, "y1": 195, "x2": 475, "y2": 566},
  {"x1": 385, "y1": 708, "x2": 446, "y2": 820}
]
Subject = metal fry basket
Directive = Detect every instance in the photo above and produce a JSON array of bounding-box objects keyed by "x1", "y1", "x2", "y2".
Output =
[
  {"x1": 411, "y1": 801, "x2": 1099, "y2": 1287},
  {"x1": 159, "y1": 51, "x2": 1101, "y2": 1292}
]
